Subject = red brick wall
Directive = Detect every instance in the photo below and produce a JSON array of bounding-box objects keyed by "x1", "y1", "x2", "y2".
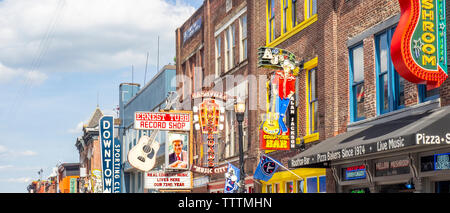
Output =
[{"x1": 176, "y1": 0, "x2": 450, "y2": 193}]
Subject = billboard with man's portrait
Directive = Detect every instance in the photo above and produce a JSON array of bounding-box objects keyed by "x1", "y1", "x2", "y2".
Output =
[{"x1": 165, "y1": 132, "x2": 190, "y2": 170}]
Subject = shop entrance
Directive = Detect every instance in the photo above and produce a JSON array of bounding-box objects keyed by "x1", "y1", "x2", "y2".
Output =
[
  {"x1": 435, "y1": 181, "x2": 450, "y2": 193},
  {"x1": 379, "y1": 184, "x2": 414, "y2": 193}
]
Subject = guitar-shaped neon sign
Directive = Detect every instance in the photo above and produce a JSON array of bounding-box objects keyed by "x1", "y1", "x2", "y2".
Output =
[
  {"x1": 262, "y1": 81, "x2": 280, "y2": 135},
  {"x1": 391, "y1": 0, "x2": 447, "y2": 90}
]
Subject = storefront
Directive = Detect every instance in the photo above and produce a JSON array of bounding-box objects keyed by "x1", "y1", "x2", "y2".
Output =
[
  {"x1": 289, "y1": 104, "x2": 450, "y2": 193},
  {"x1": 260, "y1": 168, "x2": 326, "y2": 193}
]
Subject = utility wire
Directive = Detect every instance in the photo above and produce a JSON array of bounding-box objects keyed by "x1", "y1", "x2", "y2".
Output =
[{"x1": 7, "y1": 0, "x2": 66, "y2": 120}]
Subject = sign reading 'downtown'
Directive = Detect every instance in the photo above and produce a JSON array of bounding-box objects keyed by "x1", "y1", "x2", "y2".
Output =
[
  {"x1": 391, "y1": 0, "x2": 447, "y2": 89},
  {"x1": 134, "y1": 112, "x2": 191, "y2": 131},
  {"x1": 99, "y1": 116, "x2": 121, "y2": 193}
]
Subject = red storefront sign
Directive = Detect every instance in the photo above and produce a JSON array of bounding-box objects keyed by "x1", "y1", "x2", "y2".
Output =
[{"x1": 134, "y1": 112, "x2": 191, "y2": 131}]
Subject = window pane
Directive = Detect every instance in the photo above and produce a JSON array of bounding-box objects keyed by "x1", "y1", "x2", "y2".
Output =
[
  {"x1": 381, "y1": 73, "x2": 389, "y2": 111},
  {"x1": 312, "y1": 0, "x2": 317, "y2": 15},
  {"x1": 297, "y1": 180, "x2": 304, "y2": 193},
  {"x1": 242, "y1": 15, "x2": 247, "y2": 38},
  {"x1": 379, "y1": 33, "x2": 388, "y2": 74},
  {"x1": 274, "y1": 183, "x2": 280, "y2": 193},
  {"x1": 286, "y1": 182, "x2": 294, "y2": 193},
  {"x1": 355, "y1": 83, "x2": 365, "y2": 118},
  {"x1": 397, "y1": 74, "x2": 405, "y2": 107},
  {"x1": 313, "y1": 101, "x2": 318, "y2": 132},
  {"x1": 310, "y1": 69, "x2": 316, "y2": 100},
  {"x1": 243, "y1": 39, "x2": 247, "y2": 59},
  {"x1": 319, "y1": 176, "x2": 326, "y2": 193},
  {"x1": 307, "y1": 177, "x2": 318, "y2": 193},
  {"x1": 352, "y1": 45, "x2": 364, "y2": 83}
]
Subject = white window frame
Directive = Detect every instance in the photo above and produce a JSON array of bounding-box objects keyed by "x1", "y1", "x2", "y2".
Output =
[
  {"x1": 215, "y1": 36, "x2": 221, "y2": 77},
  {"x1": 239, "y1": 14, "x2": 248, "y2": 62}
]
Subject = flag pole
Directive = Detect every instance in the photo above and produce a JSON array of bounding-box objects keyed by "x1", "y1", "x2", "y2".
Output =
[{"x1": 262, "y1": 153, "x2": 303, "y2": 180}]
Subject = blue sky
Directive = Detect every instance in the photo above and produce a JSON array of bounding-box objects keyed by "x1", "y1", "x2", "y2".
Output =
[{"x1": 0, "y1": 0, "x2": 202, "y2": 192}]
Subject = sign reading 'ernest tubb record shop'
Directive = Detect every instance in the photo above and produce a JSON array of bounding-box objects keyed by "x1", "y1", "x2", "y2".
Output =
[
  {"x1": 134, "y1": 112, "x2": 191, "y2": 131},
  {"x1": 391, "y1": 0, "x2": 447, "y2": 89}
]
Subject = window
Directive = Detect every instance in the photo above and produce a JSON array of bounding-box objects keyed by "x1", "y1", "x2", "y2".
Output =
[
  {"x1": 306, "y1": 0, "x2": 317, "y2": 19},
  {"x1": 306, "y1": 177, "x2": 317, "y2": 193},
  {"x1": 308, "y1": 68, "x2": 318, "y2": 134},
  {"x1": 215, "y1": 36, "x2": 221, "y2": 77},
  {"x1": 266, "y1": 184, "x2": 272, "y2": 193},
  {"x1": 319, "y1": 176, "x2": 326, "y2": 193},
  {"x1": 292, "y1": 0, "x2": 300, "y2": 27},
  {"x1": 225, "y1": 110, "x2": 235, "y2": 158},
  {"x1": 239, "y1": 14, "x2": 248, "y2": 62},
  {"x1": 274, "y1": 183, "x2": 280, "y2": 193},
  {"x1": 375, "y1": 27, "x2": 405, "y2": 114},
  {"x1": 286, "y1": 181, "x2": 294, "y2": 193},
  {"x1": 283, "y1": 0, "x2": 289, "y2": 33},
  {"x1": 419, "y1": 85, "x2": 439, "y2": 102},
  {"x1": 268, "y1": 0, "x2": 276, "y2": 42},
  {"x1": 297, "y1": 179, "x2": 304, "y2": 193},
  {"x1": 231, "y1": 24, "x2": 235, "y2": 67},
  {"x1": 224, "y1": 26, "x2": 234, "y2": 71},
  {"x1": 349, "y1": 44, "x2": 365, "y2": 121}
]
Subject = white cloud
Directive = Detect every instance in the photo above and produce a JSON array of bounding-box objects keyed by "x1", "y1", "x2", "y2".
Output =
[
  {"x1": 0, "y1": 0, "x2": 196, "y2": 81},
  {"x1": 0, "y1": 62, "x2": 48, "y2": 85},
  {"x1": 0, "y1": 165, "x2": 13, "y2": 170},
  {"x1": 68, "y1": 121, "x2": 84, "y2": 134},
  {"x1": 0, "y1": 177, "x2": 34, "y2": 183},
  {"x1": 0, "y1": 145, "x2": 38, "y2": 157}
]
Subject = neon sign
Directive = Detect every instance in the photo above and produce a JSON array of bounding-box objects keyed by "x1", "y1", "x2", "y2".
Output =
[
  {"x1": 258, "y1": 47, "x2": 299, "y2": 150},
  {"x1": 344, "y1": 165, "x2": 367, "y2": 180},
  {"x1": 391, "y1": 0, "x2": 447, "y2": 89}
]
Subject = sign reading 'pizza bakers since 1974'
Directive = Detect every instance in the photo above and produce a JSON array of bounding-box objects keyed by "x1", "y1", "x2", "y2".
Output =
[{"x1": 391, "y1": 0, "x2": 447, "y2": 89}]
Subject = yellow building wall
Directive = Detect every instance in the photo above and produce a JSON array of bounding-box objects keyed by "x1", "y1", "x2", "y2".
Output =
[{"x1": 261, "y1": 168, "x2": 325, "y2": 193}]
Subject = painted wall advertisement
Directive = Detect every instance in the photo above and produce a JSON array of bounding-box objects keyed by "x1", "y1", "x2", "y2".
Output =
[
  {"x1": 99, "y1": 115, "x2": 121, "y2": 193},
  {"x1": 144, "y1": 170, "x2": 193, "y2": 190}
]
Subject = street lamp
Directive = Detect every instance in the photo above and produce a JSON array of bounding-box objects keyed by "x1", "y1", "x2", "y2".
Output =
[{"x1": 234, "y1": 100, "x2": 246, "y2": 193}]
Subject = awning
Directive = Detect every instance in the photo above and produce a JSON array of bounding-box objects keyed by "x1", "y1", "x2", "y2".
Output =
[{"x1": 289, "y1": 105, "x2": 450, "y2": 168}]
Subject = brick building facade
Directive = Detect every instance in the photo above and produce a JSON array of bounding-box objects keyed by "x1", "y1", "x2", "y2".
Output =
[{"x1": 176, "y1": 0, "x2": 450, "y2": 193}]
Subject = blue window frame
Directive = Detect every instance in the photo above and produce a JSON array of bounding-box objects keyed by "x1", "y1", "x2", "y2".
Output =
[
  {"x1": 319, "y1": 176, "x2": 326, "y2": 193},
  {"x1": 306, "y1": 177, "x2": 317, "y2": 193},
  {"x1": 349, "y1": 43, "x2": 365, "y2": 122},
  {"x1": 375, "y1": 26, "x2": 405, "y2": 115},
  {"x1": 418, "y1": 85, "x2": 439, "y2": 102}
]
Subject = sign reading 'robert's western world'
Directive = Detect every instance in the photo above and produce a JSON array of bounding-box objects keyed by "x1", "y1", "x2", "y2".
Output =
[{"x1": 391, "y1": 0, "x2": 447, "y2": 89}]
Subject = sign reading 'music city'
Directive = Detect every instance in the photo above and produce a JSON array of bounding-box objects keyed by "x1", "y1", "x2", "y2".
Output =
[
  {"x1": 134, "y1": 112, "x2": 191, "y2": 131},
  {"x1": 391, "y1": 0, "x2": 447, "y2": 89}
]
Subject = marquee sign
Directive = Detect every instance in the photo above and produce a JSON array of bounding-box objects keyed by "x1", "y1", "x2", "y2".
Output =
[
  {"x1": 99, "y1": 115, "x2": 121, "y2": 193},
  {"x1": 391, "y1": 0, "x2": 447, "y2": 89},
  {"x1": 192, "y1": 91, "x2": 226, "y2": 168},
  {"x1": 191, "y1": 164, "x2": 228, "y2": 175}
]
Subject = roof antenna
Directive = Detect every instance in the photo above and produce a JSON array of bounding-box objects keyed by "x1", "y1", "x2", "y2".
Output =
[
  {"x1": 97, "y1": 91, "x2": 99, "y2": 108},
  {"x1": 144, "y1": 52, "x2": 149, "y2": 85}
]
